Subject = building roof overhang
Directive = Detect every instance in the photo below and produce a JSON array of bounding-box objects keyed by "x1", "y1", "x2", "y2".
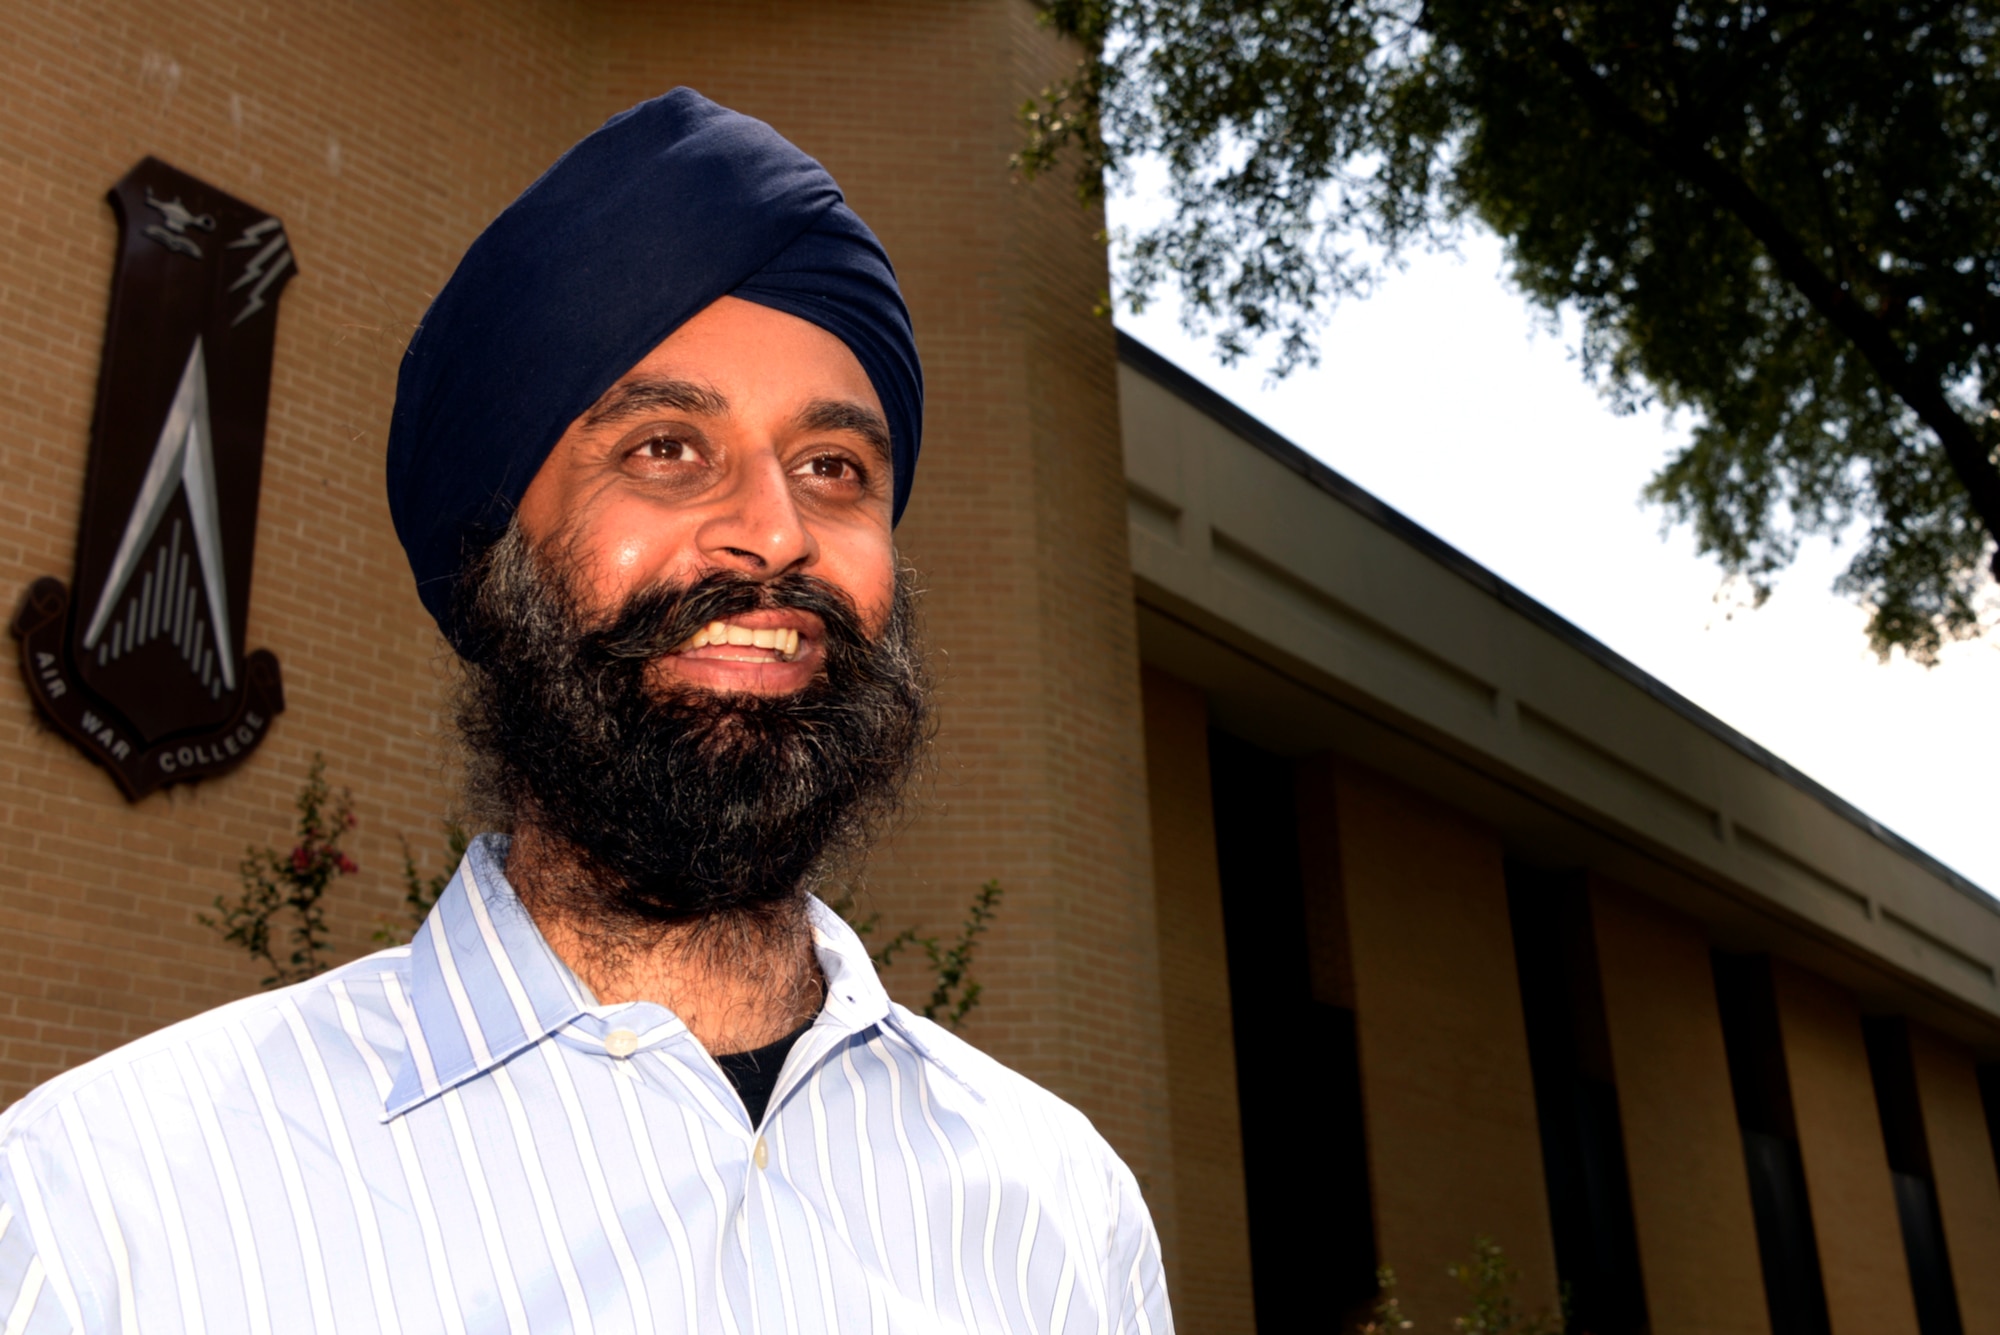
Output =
[{"x1": 1117, "y1": 330, "x2": 2000, "y2": 1051}]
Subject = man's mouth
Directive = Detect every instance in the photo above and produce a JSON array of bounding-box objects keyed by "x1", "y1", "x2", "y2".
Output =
[{"x1": 675, "y1": 619, "x2": 804, "y2": 662}]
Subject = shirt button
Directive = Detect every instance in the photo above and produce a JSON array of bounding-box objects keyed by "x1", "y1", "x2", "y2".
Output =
[
  {"x1": 753, "y1": 1136, "x2": 769, "y2": 1170},
  {"x1": 604, "y1": 1029, "x2": 640, "y2": 1058}
]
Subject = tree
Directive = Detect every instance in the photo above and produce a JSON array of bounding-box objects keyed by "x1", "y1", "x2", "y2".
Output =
[
  {"x1": 831, "y1": 880, "x2": 1004, "y2": 1031},
  {"x1": 1019, "y1": 2, "x2": 2000, "y2": 659},
  {"x1": 373, "y1": 818, "x2": 470, "y2": 945},
  {"x1": 202, "y1": 756, "x2": 359, "y2": 988}
]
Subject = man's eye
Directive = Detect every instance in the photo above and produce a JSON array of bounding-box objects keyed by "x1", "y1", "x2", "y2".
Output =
[
  {"x1": 637, "y1": 435, "x2": 693, "y2": 462},
  {"x1": 804, "y1": 455, "x2": 859, "y2": 482}
]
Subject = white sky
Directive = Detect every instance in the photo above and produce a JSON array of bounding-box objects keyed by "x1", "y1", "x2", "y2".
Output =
[{"x1": 1105, "y1": 218, "x2": 2000, "y2": 896}]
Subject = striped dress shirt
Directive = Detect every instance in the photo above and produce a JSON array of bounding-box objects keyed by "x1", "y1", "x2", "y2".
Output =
[{"x1": 0, "y1": 836, "x2": 1170, "y2": 1333}]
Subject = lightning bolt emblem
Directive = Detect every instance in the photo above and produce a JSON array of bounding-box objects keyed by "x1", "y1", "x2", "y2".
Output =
[{"x1": 227, "y1": 218, "x2": 293, "y2": 326}]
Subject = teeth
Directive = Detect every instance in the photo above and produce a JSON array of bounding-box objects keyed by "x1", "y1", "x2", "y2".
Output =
[{"x1": 679, "y1": 622, "x2": 805, "y2": 660}]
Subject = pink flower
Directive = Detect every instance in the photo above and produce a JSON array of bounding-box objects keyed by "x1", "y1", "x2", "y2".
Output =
[
  {"x1": 291, "y1": 847, "x2": 310, "y2": 872},
  {"x1": 336, "y1": 855, "x2": 359, "y2": 876}
]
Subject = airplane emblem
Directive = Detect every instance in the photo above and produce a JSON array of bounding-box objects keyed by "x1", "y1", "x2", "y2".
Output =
[{"x1": 143, "y1": 188, "x2": 217, "y2": 259}]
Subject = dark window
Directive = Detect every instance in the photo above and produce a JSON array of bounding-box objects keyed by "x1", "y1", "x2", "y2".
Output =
[
  {"x1": 1978, "y1": 1064, "x2": 2000, "y2": 1195},
  {"x1": 1208, "y1": 731, "x2": 1375, "y2": 1330},
  {"x1": 1505, "y1": 864, "x2": 1647, "y2": 1335},
  {"x1": 1713, "y1": 953, "x2": 1832, "y2": 1335},
  {"x1": 1862, "y1": 1018, "x2": 1963, "y2": 1335}
]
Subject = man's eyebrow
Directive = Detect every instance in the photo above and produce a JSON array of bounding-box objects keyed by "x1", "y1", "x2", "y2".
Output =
[
  {"x1": 795, "y1": 398, "x2": 892, "y2": 466},
  {"x1": 583, "y1": 377, "x2": 730, "y2": 428}
]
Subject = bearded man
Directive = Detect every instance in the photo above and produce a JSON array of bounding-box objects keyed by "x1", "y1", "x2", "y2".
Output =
[{"x1": 0, "y1": 90, "x2": 1170, "y2": 1333}]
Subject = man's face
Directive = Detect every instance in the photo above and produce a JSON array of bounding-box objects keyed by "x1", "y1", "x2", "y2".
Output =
[
  {"x1": 455, "y1": 295, "x2": 927, "y2": 929},
  {"x1": 516, "y1": 294, "x2": 896, "y2": 698}
]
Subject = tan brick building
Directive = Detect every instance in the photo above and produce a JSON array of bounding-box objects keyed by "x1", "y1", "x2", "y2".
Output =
[
  {"x1": 2, "y1": 5, "x2": 1996, "y2": 1334},
  {"x1": 1121, "y1": 340, "x2": 2000, "y2": 1335}
]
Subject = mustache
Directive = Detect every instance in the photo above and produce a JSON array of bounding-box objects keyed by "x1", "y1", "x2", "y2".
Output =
[{"x1": 587, "y1": 569, "x2": 872, "y2": 669}]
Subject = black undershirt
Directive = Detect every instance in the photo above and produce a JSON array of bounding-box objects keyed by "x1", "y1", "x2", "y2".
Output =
[{"x1": 715, "y1": 1015, "x2": 817, "y2": 1126}]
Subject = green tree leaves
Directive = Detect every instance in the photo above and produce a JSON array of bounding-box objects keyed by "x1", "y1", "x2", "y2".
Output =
[
  {"x1": 1024, "y1": 1, "x2": 2000, "y2": 658},
  {"x1": 832, "y1": 880, "x2": 1004, "y2": 1030}
]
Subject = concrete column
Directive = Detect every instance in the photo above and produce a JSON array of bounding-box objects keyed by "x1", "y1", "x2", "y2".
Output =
[
  {"x1": 1909, "y1": 1023, "x2": 2000, "y2": 1335},
  {"x1": 1588, "y1": 878, "x2": 1770, "y2": 1335},
  {"x1": 1138, "y1": 667, "x2": 1254, "y2": 1334},
  {"x1": 1333, "y1": 763, "x2": 1558, "y2": 1329},
  {"x1": 1770, "y1": 962, "x2": 1920, "y2": 1335}
]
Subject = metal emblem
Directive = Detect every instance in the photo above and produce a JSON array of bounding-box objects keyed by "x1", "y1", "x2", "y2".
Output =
[{"x1": 12, "y1": 158, "x2": 295, "y2": 800}]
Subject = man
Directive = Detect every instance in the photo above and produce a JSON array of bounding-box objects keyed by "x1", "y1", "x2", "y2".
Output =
[{"x1": 0, "y1": 90, "x2": 1170, "y2": 1333}]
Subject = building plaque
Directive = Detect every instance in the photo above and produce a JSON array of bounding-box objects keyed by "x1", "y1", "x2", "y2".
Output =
[{"x1": 12, "y1": 158, "x2": 295, "y2": 799}]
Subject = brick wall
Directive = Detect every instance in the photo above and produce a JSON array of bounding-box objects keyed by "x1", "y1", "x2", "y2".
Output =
[
  {"x1": 1330, "y1": 762, "x2": 1560, "y2": 1328},
  {"x1": 0, "y1": 0, "x2": 598, "y2": 1094},
  {"x1": 1589, "y1": 879, "x2": 1771, "y2": 1335},
  {"x1": 1909, "y1": 1023, "x2": 2000, "y2": 1334},
  {"x1": 1139, "y1": 666, "x2": 1254, "y2": 1331},
  {"x1": 0, "y1": 0, "x2": 1172, "y2": 1237},
  {"x1": 1771, "y1": 961, "x2": 1922, "y2": 1335}
]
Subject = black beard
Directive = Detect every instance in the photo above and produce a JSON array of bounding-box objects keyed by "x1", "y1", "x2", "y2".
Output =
[{"x1": 452, "y1": 527, "x2": 932, "y2": 932}]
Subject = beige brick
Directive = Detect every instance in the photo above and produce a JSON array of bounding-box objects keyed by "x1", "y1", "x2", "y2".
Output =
[
  {"x1": 1771, "y1": 962, "x2": 1920, "y2": 1335},
  {"x1": 1139, "y1": 666, "x2": 1253, "y2": 1332},
  {"x1": 1909, "y1": 1023, "x2": 2000, "y2": 1335},
  {"x1": 1333, "y1": 763, "x2": 1558, "y2": 1328},
  {"x1": 0, "y1": 2, "x2": 1172, "y2": 1258},
  {"x1": 1590, "y1": 880, "x2": 1770, "y2": 1335}
]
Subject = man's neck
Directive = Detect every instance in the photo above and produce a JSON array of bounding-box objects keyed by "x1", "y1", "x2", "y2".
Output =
[{"x1": 505, "y1": 826, "x2": 824, "y2": 1055}]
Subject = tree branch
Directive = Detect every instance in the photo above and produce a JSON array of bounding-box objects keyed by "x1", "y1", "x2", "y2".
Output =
[{"x1": 1540, "y1": 27, "x2": 2000, "y2": 578}]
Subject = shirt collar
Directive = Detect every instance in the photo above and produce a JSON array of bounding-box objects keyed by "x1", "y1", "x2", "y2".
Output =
[
  {"x1": 385, "y1": 834, "x2": 591, "y2": 1117},
  {"x1": 806, "y1": 896, "x2": 893, "y2": 1036},
  {"x1": 384, "y1": 834, "x2": 904, "y2": 1118},
  {"x1": 800, "y1": 901, "x2": 980, "y2": 1102}
]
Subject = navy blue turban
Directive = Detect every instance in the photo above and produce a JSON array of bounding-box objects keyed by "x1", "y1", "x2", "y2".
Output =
[{"x1": 386, "y1": 88, "x2": 923, "y2": 646}]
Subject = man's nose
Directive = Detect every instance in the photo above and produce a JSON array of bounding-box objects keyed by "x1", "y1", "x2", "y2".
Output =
[{"x1": 695, "y1": 451, "x2": 816, "y2": 576}]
